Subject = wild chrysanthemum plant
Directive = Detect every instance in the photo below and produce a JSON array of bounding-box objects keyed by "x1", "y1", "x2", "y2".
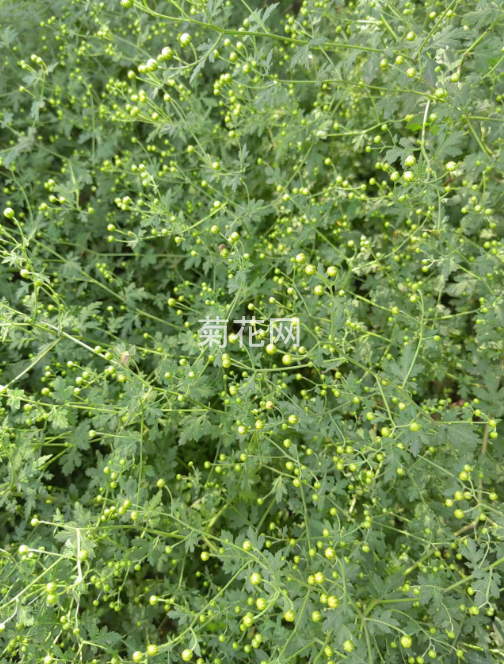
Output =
[{"x1": 0, "y1": 0, "x2": 503, "y2": 663}]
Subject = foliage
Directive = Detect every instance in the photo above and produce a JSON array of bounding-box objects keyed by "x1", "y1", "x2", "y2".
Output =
[{"x1": 0, "y1": 0, "x2": 504, "y2": 663}]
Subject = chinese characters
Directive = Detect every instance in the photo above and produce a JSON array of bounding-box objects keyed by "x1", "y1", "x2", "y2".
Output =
[{"x1": 197, "y1": 317, "x2": 300, "y2": 349}]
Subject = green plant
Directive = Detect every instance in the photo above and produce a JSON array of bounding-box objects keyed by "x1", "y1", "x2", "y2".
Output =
[{"x1": 0, "y1": 0, "x2": 503, "y2": 663}]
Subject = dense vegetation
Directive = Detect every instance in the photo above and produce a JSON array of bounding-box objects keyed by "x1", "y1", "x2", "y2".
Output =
[{"x1": 0, "y1": 0, "x2": 504, "y2": 663}]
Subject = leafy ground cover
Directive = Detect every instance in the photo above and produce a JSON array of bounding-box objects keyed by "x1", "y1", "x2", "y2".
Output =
[{"x1": 0, "y1": 0, "x2": 504, "y2": 663}]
